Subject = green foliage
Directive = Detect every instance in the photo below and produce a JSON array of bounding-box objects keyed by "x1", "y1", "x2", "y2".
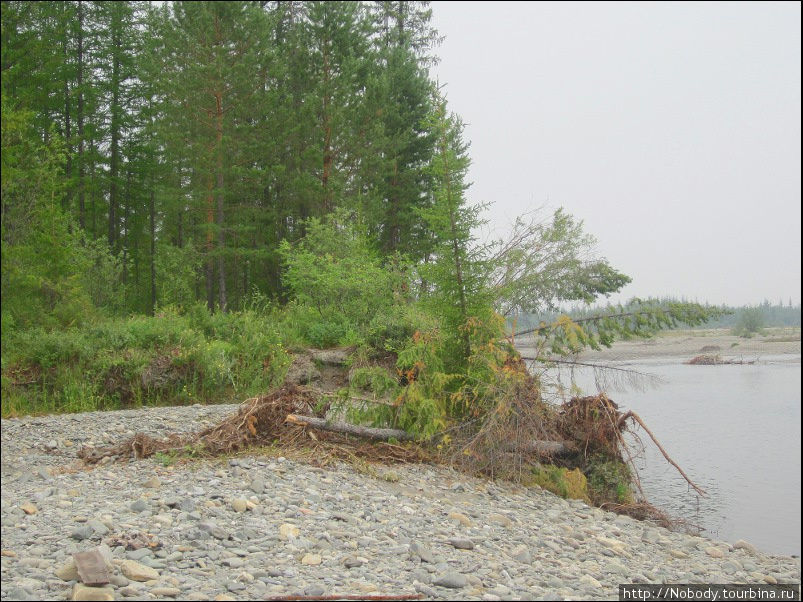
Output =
[
  {"x1": 492, "y1": 209, "x2": 631, "y2": 316},
  {"x1": 350, "y1": 366, "x2": 400, "y2": 398},
  {"x1": 525, "y1": 465, "x2": 590, "y2": 502},
  {"x1": 366, "y1": 304, "x2": 437, "y2": 353},
  {"x1": 303, "y1": 319, "x2": 353, "y2": 350},
  {"x1": 12, "y1": 328, "x2": 93, "y2": 370},
  {"x1": 279, "y1": 211, "x2": 409, "y2": 346},
  {"x1": 2, "y1": 309, "x2": 290, "y2": 417},
  {"x1": 522, "y1": 300, "x2": 729, "y2": 357},
  {"x1": 732, "y1": 307, "x2": 766, "y2": 338},
  {"x1": 1, "y1": 95, "x2": 96, "y2": 333},
  {"x1": 586, "y1": 457, "x2": 634, "y2": 505},
  {"x1": 154, "y1": 242, "x2": 202, "y2": 310}
]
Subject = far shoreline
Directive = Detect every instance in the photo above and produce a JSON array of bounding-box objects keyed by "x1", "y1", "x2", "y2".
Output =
[{"x1": 517, "y1": 327, "x2": 801, "y2": 363}]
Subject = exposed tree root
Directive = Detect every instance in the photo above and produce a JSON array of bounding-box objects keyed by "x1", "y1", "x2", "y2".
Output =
[
  {"x1": 618, "y1": 410, "x2": 707, "y2": 497},
  {"x1": 78, "y1": 385, "x2": 429, "y2": 466},
  {"x1": 77, "y1": 377, "x2": 704, "y2": 535}
]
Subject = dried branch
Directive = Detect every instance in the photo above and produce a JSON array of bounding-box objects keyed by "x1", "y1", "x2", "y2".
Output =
[
  {"x1": 619, "y1": 410, "x2": 707, "y2": 497},
  {"x1": 285, "y1": 414, "x2": 416, "y2": 442}
]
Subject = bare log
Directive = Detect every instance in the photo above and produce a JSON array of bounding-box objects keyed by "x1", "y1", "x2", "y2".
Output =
[
  {"x1": 506, "y1": 439, "x2": 577, "y2": 457},
  {"x1": 285, "y1": 414, "x2": 417, "y2": 442},
  {"x1": 287, "y1": 414, "x2": 576, "y2": 457}
]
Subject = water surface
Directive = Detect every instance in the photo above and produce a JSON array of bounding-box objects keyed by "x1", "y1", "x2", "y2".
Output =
[{"x1": 532, "y1": 354, "x2": 801, "y2": 556}]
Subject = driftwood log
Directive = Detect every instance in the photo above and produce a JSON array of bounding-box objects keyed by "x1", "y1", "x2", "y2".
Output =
[
  {"x1": 503, "y1": 439, "x2": 576, "y2": 457},
  {"x1": 285, "y1": 414, "x2": 417, "y2": 441},
  {"x1": 286, "y1": 414, "x2": 575, "y2": 456}
]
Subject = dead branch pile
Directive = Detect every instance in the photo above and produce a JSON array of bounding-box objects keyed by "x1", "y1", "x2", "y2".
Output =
[
  {"x1": 444, "y1": 367, "x2": 570, "y2": 480},
  {"x1": 76, "y1": 363, "x2": 705, "y2": 531},
  {"x1": 78, "y1": 385, "x2": 428, "y2": 466},
  {"x1": 554, "y1": 393, "x2": 707, "y2": 498},
  {"x1": 557, "y1": 394, "x2": 625, "y2": 458},
  {"x1": 687, "y1": 354, "x2": 756, "y2": 365}
]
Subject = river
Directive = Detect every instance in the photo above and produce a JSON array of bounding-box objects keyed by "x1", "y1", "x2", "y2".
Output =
[{"x1": 523, "y1": 352, "x2": 801, "y2": 557}]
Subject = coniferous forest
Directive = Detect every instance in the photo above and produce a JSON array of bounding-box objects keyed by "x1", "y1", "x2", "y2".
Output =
[{"x1": 1, "y1": 0, "x2": 718, "y2": 442}]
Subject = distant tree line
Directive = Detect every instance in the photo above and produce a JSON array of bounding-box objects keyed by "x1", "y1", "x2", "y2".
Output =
[{"x1": 516, "y1": 298, "x2": 801, "y2": 334}]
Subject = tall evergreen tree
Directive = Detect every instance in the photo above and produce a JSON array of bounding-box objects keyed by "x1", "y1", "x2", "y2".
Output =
[
  {"x1": 155, "y1": 1, "x2": 271, "y2": 312},
  {"x1": 364, "y1": 1, "x2": 440, "y2": 259}
]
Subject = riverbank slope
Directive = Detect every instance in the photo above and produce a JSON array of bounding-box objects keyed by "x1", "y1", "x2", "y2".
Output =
[{"x1": 2, "y1": 403, "x2": 799, "y2": 600}]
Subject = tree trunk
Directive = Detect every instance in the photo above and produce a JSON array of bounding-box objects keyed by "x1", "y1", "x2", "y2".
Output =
[
  {"x1": 215, "y1": 91, "x2": 227, "y2": 312},
  {"x1": 122, "y1": 168, "x2": 131, "y2": 286},
  {"x1": 285, "y1": 414, "x2": 416, "y2": 442},
  {"x1": 61, "y1": 1, "x2": 72, "y2": 213},
  {"x1": 149, "y1": 182, "x2": 156, "y2": 316},
  {"x1": 77, "y1": 0, "x2": 85, "y2": 228},
  {"x1": 108, "y1": 19, "x2": 121, "y2": 252},
  {"x1": 321, "y1": 43, "x2": 333, "y2": 213},
  {"x1": 206, "y1": 177, "x2": 215, "y2": 312}
]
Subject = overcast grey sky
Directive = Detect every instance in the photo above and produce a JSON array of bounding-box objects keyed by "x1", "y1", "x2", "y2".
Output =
[{"x1": 430, "y1": 1, "x2": 801, "y2": 307}]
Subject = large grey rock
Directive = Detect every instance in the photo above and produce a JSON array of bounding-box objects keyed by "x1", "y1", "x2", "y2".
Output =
[{"x1": 434, "y1": 572, "x2": 468, "y2": 589}]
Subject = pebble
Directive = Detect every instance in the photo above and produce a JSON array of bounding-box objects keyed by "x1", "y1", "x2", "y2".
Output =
[
  {"x1": 734, "y1": 539, "x2": 758, "y2": 555},
  {"x1": 434, "y1": 571, "x2": 468, "y2": 588},
  {"x1": 301, "y1": 553, "x2": 322, "y2": 565},
  {"x1": 1, "y1": 403, "x2": 799, "y2": 601},
  {"x1": 129, "y1": 499, "x2": 148, "y2": 513},
  {"x1": 71, "y1": 584, "x2": 115, "y2": 601},
  {"x1": 448, "y1": 512, "x2": 473, "y2": 527},
  {"x1": 151, "y1": 587, "x2": 182, "y2": 597},
  {"x1": 142, "y1": 476, "x2": 161, "y2": 489},
  {"x1": 120, "y1": 559, "x2": 160, "y2": 581},
  {"x1": 344, "y1": 557, "x2": 364, "y2": 568},
  {"x1": 410, "y1": 542, "x2": 434, "y2": 563},
  {"x1": 278, "y1": 523, "x2": 299, "y2": 540},
  {"x1": 449, "y1": 538, "x2": 475, "y2": 550}
]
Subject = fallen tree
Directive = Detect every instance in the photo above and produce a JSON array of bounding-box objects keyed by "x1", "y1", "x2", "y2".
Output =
[
  {"x1": 285, "y1": 414, "x2": 416, "y2": 442},
  {"x1": 76, "y1": 348, "x2": 705, "y2": 532}
]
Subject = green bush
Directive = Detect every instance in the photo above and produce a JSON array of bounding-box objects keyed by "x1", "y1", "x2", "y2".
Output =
[
  {"x1": 732, "y1": 307, "x2": 765, "y2": 338},
  {"x1": 586, "y1": 457, "x2": 634, "y2": 505},
  {"x1": 366, "y1": 304, "x2": 435, "y2": 353},
  {"x1": 279, "y1": 211, "x2": 407, "y2": 330},
  {"x1": 1, "y1": 308, "x2": 290, "y2": 417},
  {"x1": 14, "y1": 328, "x2": 92, "y2": 369},
  {"x1": 302, "y1": 319, "x2": 351, "y2": 349}
]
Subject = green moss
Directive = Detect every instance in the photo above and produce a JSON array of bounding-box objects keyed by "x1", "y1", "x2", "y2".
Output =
[
  {"x1": 586, "y1": 457, "x2": 634, "y2": 505},
  {"x1": 524, "y1": 464, "x2": 590, "y2": 503}
]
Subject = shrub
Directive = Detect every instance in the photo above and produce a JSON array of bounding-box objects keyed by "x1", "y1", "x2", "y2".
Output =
[
  {"x1": 279, "y1": 211, "x2": 408, "y2": 330},
  {"x1": 303, "y1": 319, "x2": 351, "y2": 349},
  {"x1": 366, "y1": 304, "x2": 436, "y2": 353},
  {"x1": 1, "y1": 308, "x2": 290, "y2": 416},
  {"x1": 586, "y1": 457, "x2": 634, "y2": 505},
  {"x1": 732, "y1": 307, "x2": 765, "y2": 338},
  {"x1": 525, "y1": 465, "x2": 590, "y2": 502}
]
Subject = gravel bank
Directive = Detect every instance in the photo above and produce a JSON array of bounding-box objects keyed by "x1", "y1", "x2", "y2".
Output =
[
  {"x1": 2, "y1": 404, "x2": 799, "y2": 601},
  {"x1": 518, "y1": 329, "x2": 801, "y2": 363}
]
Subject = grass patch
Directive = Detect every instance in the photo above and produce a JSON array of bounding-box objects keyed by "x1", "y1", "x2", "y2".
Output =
[
  {"x1": 523, "y1": 464, "x2": 591, "y2": 503},
  {"x1": 2, "y1": 305, "x2": 292, "y2": 417}
]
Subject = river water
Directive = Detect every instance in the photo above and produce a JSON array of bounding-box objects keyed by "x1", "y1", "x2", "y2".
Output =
[{"x1": 528, "y1": 354, "x2": 801, "y2": 557}]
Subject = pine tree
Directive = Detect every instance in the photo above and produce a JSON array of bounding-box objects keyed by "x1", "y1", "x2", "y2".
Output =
[
  {"x1": 155, "y1": 1, "x2": 271, "y2": 312},
  {"x1": 364, "y1": 1, "x2": 440, "y2": 259},
  {"x1": 418, "y1": 95, "x2": 492, "y2": 365}
]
